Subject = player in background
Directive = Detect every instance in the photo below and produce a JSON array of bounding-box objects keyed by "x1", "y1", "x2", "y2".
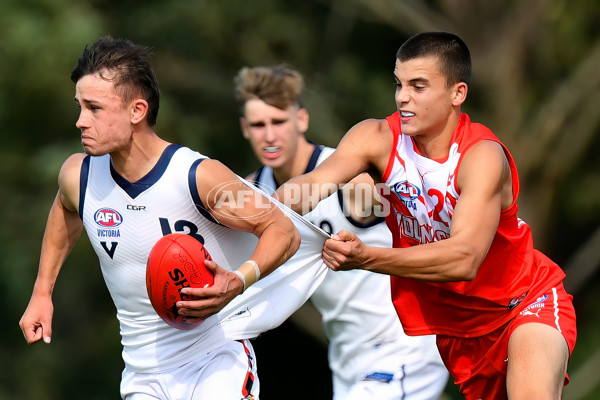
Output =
[
  {"x1": 274, "y1": 32, "x2": 577, "y2": 400},
  {"x1": 234, "y1": 65, "x2": 449, "y2": 400},
  {"x1": 18, "y1": 36, "x2": 311, "y2": 400}
]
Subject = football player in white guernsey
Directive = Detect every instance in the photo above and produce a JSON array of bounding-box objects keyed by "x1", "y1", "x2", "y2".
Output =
[
  {"x1": 234, "y1": 65, "x2": 448, "y2": 400},
  {"x1": 19, "y1": 37, "x2": 331, "y2": 400}
]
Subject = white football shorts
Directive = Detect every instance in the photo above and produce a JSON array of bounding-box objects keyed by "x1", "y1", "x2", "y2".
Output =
[{"x1": 121, "y1": 339, "x2": 259, "y2": 400}]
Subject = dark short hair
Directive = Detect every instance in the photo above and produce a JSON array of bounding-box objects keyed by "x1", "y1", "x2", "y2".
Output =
[
  {"x1": 397, "y1": 32, "x2": 471, "y2": 87},
  {"x1": 71, "y1": 36, "x2": 160, "y2": 126}
]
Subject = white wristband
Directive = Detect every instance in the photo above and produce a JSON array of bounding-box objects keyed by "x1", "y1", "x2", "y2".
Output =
[{"x1": 233, "y1": 270, "x2": 247, "y2": 292}]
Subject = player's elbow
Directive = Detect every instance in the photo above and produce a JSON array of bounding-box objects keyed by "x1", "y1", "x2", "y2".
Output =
[
  {"x1": 272, "y1": 214, "x2": 301, "y2": 260},
  {"x1": 453, "y1": 244, "x2": 484, "y2": 281},
  {"x1": 459, "y1": 265, "x2": 479, "y2": 282}
]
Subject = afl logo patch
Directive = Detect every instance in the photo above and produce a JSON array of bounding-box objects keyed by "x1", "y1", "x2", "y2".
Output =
[
  {"x1": 94, "y1": 208, "x2": 123, "y2": 227},
  {"x1": 393, "y1": 181, "x2": 421, "y2": 201}
]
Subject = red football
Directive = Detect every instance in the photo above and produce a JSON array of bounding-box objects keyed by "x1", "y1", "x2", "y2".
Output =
[{"x1": 146, "y1": 233, "x2": 214, "y2": 330}]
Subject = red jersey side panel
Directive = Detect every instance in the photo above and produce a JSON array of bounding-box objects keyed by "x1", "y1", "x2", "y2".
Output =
[{"x1": 381, "y1": 112, "x2": 566, "y2": 337}]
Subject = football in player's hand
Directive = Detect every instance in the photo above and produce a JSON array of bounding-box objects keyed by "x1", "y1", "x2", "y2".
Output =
[{"x1": 146, "y1": 233, "x2": 214, "y2": 330}]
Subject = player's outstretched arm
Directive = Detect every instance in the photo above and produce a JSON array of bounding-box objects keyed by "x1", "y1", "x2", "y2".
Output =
[
  {"x1": 176, "y1": 159, "x2": 300, "y2": 320},
  {"x1": 275, "y1": 118, "x2": 392, "y2": 215},
  {"x1": 19, "y1": 154, "x2": 85, "y2": 344},
  {"x1": 323, "y1": 140, "x2": 512, "y2": 282}
]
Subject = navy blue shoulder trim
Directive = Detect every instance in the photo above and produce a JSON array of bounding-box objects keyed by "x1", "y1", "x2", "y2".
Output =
[
  {"x1": 79, "y1": 155, "x2": 91, "y2": 220},
  {"x1": 188, "y1": 158, "x2": 223, "y2": 226},
  {"x1": 252, "y1": 166, "x2": 265, "y2": 186},
  {"x1": 110, "y1": 143, "x2": 182, "y2": 199},
  {"x1": 304, "y1": 143, "x2": 323, "y2": 174}
]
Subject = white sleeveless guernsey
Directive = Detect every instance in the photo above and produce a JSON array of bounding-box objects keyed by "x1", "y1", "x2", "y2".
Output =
[
  {"x1": 254, "y1": 145, "x2": 443, "y2": 385},
  {"x1": 80, "y1": 144, "x2": 327, "y2": 373}
]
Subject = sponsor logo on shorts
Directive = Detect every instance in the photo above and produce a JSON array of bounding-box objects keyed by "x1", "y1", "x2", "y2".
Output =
[
  {"x1": 224, "y1": 307, "x2": 252, "y2": 321},
  {"x1": 363, "y1": 372, "x2": 394, "y2": 383}
]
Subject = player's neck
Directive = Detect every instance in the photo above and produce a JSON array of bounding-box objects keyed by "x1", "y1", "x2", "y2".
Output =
[
  {"x1": 110, "y1": 131, "x2": 170, "y2": 182},
  {"x1": 412, "y1": 115, "x2": 460, "y2": 160},
  {"x1": 272, "y1": 137, "x2": 315, "y2": 185}
]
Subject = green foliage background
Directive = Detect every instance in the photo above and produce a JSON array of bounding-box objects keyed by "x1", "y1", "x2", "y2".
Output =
[{"x1": 1, "y1": 0, "x2": 599, "y2": 398}]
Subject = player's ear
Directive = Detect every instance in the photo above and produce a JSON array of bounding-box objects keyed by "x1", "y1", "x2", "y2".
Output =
[
  {"x1": 240, "y1": 117, "x2": 250, "y2": 139},
  {"x1": 297, "y1": 107, "x2": 309, "y2": 134},
  {"x1": 451, "y1": 82, "x2": 468, "y2": 107},
  {"x1": 130, "y1": 99, "x2": 149, "y2": 124}
]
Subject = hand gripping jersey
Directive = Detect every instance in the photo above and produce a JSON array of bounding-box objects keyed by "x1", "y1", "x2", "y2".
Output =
[
  {"x1": 79, "y1": 144, "x2": 328, "y2": 373},
  {"x1": 254, "y1": 145, "x2": 444, "y2": 384},
  {"x1": 380, "y1": 112, "x2": 567, "y2": 337}
]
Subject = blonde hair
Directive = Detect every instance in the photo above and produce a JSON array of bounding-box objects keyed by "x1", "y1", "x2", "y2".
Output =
[{"x1": 234, "y1": 65, "x2": 304, "y2": 112}]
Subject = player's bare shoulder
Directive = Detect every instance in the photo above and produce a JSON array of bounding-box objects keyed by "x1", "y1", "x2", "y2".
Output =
[
  {"x1": 58, "y1": 153, "x2": 87, "y2": 212},
  {"x1": 193, "y1": 158, "x2": 247, "y2": 211},
  {"x1": 194, "y1": 158, "x2": 238, "y2": 190},
  {"x1": 458, "y1": 140, "x2": 513, "y2": 209},
  {"x1": 343, "y1": 118, "x2": 393, "y2": 173}
]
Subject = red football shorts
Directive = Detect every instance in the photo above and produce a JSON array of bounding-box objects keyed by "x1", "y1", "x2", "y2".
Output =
[{"x1": 436, "y1": 283, "x2": 576, "y2": 400}]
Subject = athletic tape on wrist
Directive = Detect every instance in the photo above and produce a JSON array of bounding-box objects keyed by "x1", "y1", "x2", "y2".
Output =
[
  {"x1": 234, "y1": 260, "x2": 260, "y2": 293},
  {"x1": 245, "y1": 260, "x2": 261, "y2": 281}
]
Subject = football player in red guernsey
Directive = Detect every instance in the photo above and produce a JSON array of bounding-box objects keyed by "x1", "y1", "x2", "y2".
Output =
[{"x1": 276, "y1": 31, "x2": 576, "y2": 400}]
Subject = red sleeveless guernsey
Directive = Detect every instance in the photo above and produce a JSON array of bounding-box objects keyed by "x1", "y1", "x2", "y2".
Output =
[{"x1": 380, "y1": 112, "x2": 566, "y2": 337}]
